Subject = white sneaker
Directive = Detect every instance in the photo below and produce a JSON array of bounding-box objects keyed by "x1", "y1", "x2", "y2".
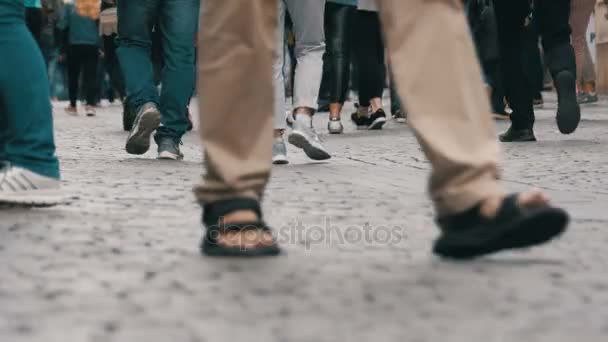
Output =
[
  {"x1": 288, "y1": 119, "x2": 331, "y2": 161},
  {"x1": 272, "y1": 138, "x2": 289, "y2": 165},
  {"x1": 85, "y1": 105, "x2": 96, "y2": 117},
  {"x1": 0, "y1": 165, "x2": 63, "y2": 207}
]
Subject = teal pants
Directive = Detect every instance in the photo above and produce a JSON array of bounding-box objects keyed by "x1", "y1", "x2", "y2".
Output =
[
  {"x1": 0, "y1": 0, "x2": 59, "y2": 179},
  {"x1": 116, "y1": 0, "x2": 199, "y2": 144}
]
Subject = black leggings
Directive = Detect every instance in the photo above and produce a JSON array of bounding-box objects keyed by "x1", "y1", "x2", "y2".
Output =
[
  {"x1": 324, "y1": 2, "x2": 356, "y2": 104},
  {"x1": 354, "y1": 10, "x2": 385, "y2": 107},
  {"x1": 67, "y1": 44, "x2": 99, "y2": 107}
]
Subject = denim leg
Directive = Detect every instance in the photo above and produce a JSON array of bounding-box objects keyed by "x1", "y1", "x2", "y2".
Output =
[
  {"x1": 0, "y1": 1, "x2": 59, "y2": 179},
  {"x1": 116, "y1": 0, "x2": 160, "y2": 110},
  {"x1": 154, "y1": 0, "x2": 199, "y2": 142}
]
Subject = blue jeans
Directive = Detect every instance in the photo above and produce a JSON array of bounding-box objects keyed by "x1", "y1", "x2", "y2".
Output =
[
  {"x1": 116, "y1": 0, "x2": 199, "y2": 143},
  {"x1": 0, "y1": 0, "x2": 60, "y2": 179}
]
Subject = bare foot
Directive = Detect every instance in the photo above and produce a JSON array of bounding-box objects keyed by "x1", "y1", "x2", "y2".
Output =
[
  {"x1": 480, "y1": 189, "x2": 550, "y2": 218},
  {"x1": 216, "y1": 210, "x2": 275, "y2": 249}
]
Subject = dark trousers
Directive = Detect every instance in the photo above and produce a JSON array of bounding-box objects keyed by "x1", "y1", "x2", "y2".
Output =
[
  {"x1": 494, "y1": 0, "x2": 575, "y2": 129},
  {"x1": 354, "y1": 10, "x2": 385, "y2": 107},
  {"x1": 25, "y1": 7, "x2": 42, "y2": 46},
  {"x1": 103, "y1": 34, "x2": 126, "y2": 100},
  {"x1": 67, "y1": 44, "x2": 99, "y2": 107},
  {"x1": 322, "y1": 2, "x2": 355, "y2": 104}
]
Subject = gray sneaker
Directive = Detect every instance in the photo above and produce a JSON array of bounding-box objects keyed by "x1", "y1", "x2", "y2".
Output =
[
  {"x1": 288, "y1": 119, "x2": 331, "y2": 161},
  {"x1": 328, "y1": 118, "x2": 344, "y2": 134},
  {"x1": 272, "y1": 138, "x2": 289, "y2": 165},
  {"x1": 125, "y1": 102, "x2": 161, "y2": 155},
  {"x1": 0, "y1": 163, "x2": 64, "y2": 207},
  {"x1": 157, "y1": 137, "x2": 184, "y2": 160}
]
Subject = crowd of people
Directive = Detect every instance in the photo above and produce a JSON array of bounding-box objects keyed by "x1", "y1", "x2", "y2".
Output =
[{"x1": 1, "y1": 0, "x2": 607, "y2": 259}]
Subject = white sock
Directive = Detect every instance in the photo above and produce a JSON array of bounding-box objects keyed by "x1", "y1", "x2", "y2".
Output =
[{"x1": 295, "y1": 113, "x2": 312, "y2": 126}]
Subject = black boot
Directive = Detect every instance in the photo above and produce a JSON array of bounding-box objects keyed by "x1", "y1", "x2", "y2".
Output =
[{"x1": 499, "y1": 126, "x2": 536, "y2": 142}]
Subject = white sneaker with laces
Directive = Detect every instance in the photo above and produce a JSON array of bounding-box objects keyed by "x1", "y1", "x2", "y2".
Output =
[{"x1": 0, "y1": 164, "x2": 63, "y2": 207}]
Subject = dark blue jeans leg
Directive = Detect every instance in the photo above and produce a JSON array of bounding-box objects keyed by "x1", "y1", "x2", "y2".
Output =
[
  {"x1": 116, "y1": 0, "x2": 160, "y2": 111},
  {"x1": 154, "y1": 0, "x2": 199, "y2": 143}
]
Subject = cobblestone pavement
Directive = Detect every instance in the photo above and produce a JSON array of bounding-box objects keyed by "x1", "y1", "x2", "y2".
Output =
[{"x1": 1, "y1": 93, "x2": 608, "y2": 342}]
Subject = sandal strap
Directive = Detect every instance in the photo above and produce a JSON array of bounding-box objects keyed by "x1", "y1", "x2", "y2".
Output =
[
  {"x1": 202, "y1": 198, "x2": 262, "y2": 227},
  {"x1": 205, "y1": 221, "x2": 272, "y2": 244},
  {"x1": 494, "y1": 194, "x2": 523, "y2": 223},
  {"x1": 437, "y1": 193, "x2": 523, "y2": 232}
]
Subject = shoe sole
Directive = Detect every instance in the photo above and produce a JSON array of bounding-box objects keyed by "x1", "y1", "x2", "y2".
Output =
[
  {"x1": 433, "y1": 208, "x2": 568, "y2": 259},
  {"x1": 499, "y1": 136, "x2": 537, "y2": 143},
  {"x1": 368, "y1": 117, "x2": 387, "y2": 130},
  {"x1": 157, "y1": 151, "x2": 184, "y2": 161},
  {"x1": 272, "y1": 156, "x2": 289, "y2": 165},
  {"x1": 125, "y1": 109, "x2": 161, "y2": 155},
  {"x1": 288, "y1": 131, "x2": 331, "y2": 161},
  {"x1": 0, "y1": 190, "x2": 67, "y2": 208},
  {"x1": 555, "y1": 71, "x2": 581, "y2": 134},
  {"x1": 201, "y1": 239, "x2": 282, "y2": 257}
]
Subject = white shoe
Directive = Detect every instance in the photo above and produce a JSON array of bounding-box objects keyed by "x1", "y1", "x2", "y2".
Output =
[
  {"x1": 272, "y1": 138, "x2": 289, "y2": 165},
  {"x1": 288, "y1": 119, "x2": 331, "y2": 161},
  {"x1": 85, "y1": 105, "x2": 96, "y2": 117},
  {"x1": 0, "y1": 165, "x2": 64, "y2": 207}
]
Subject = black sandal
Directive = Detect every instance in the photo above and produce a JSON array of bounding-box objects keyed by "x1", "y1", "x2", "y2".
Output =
[
  {"x1": 200, "y1": 198, "x2": 281, "y2": 257},
  {"x1": 433, "y1": 194, "x2": 569, "y2": 259}
]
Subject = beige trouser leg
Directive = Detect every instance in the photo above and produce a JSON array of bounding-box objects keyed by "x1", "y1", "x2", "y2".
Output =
[
  {"x1": 379, "y1": 0, "x2": 504, "y2": 216},
  {"x1": 194, "y1": 0, "x2": 277, "y2": 203}
]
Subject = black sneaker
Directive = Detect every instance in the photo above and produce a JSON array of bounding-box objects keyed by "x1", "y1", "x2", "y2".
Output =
[
  {"x1": 368, "y1": 109, "x2": 387, "y2": 130},
  {"x1": 554, "y1": 70, "x2": 581, "y2": 134},
  {"x1": 351, "y1": 109, "x2": 387, "y2": 130},
  {"x1": 393, "y1": 109, "x2": 407, "y2": 123},
  {"x1": 577, "y1": 92, "x2": 599, "y2": 104},
  {"x1": 156, "y1": 137, "x2": 184, "y2": 160},
  {"x1": 499, "y1": 126, "x2": 536, "y2": 142},
  {"x1": 351, "y1": 111, "x2": 370, "y2": 129}
]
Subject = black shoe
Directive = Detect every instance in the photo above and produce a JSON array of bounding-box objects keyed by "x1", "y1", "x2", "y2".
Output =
[
  {"x1": 351, "y1": 109, "x2": 387, "y2": 130},
  {"x1": 368, "y1": 109, "x2": 387, "y2": 130},
  {"x1": 351, "y1": 111, "x2": 370, "y2": 129},
  {"x1": 554, "y1": 71, "x2": 581, "y2": 134},
  {"x1": 433, "y1": 194, "x2": 569, "y2": 259},
  {"x1": 499, "y1": 126, "x2": 536, "y2": 142},
  {"x1": 392, "y1": 109, "x2": 407, "y2": 123},
  {"x1": 577, "y1": 92, "x2": 599, "y2": 104}
]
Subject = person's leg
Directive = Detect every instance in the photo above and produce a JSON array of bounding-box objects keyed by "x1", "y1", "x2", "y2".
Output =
[
  {"x1": 493, "y1": 0, "x2": 536, "y2": 141},
  {"x1": 379, "y1": 0, "x2": 568, "y2": 258},
  {"x1": 82, "y1": 45, "x2": 99, "y2": 108},
  {"x1": 195, "y1": 0, "x2": 280, "y2": 255},
  {"x1": 272, "y1": 0, "x2": 289, "y2": 164},
  {"x1": 273, "y1": 0, "x2": 287, "y2": 132},
  {"x1": 116, "y1": 0, "x2": 159, "y2": 111},
  {"x1": 327, "y1": 3, "x2": 353, "y2": 118},
  {"x1": 570, "y1": 0, "x2": 597, "y2": 99},
  {"x1": 285, "y1": 0, "x2": 331, "y2": 160},
  {"x1": 536, "y1": 0, "x2": 580, "y2": 134},
  {"x1": 352, "y1": 10, "x2": 387, "y2": 130},
  {"x1": 285, "y1": 0, "x2": 325, "y2": 115},
  {"x1": 154, "y1": 0, "x2": 199, "y2": 157},
  {"x1": 66, "y1": 45, "x2": 82, "y2": 110},
  {"x1": 0, "y1": 0, "x2": 59, "y2": 180}
]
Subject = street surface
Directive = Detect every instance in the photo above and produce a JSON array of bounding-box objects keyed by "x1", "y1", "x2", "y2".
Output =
[{"x1": 1, "y1": 93, "x2": 608, "y2": 342}]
